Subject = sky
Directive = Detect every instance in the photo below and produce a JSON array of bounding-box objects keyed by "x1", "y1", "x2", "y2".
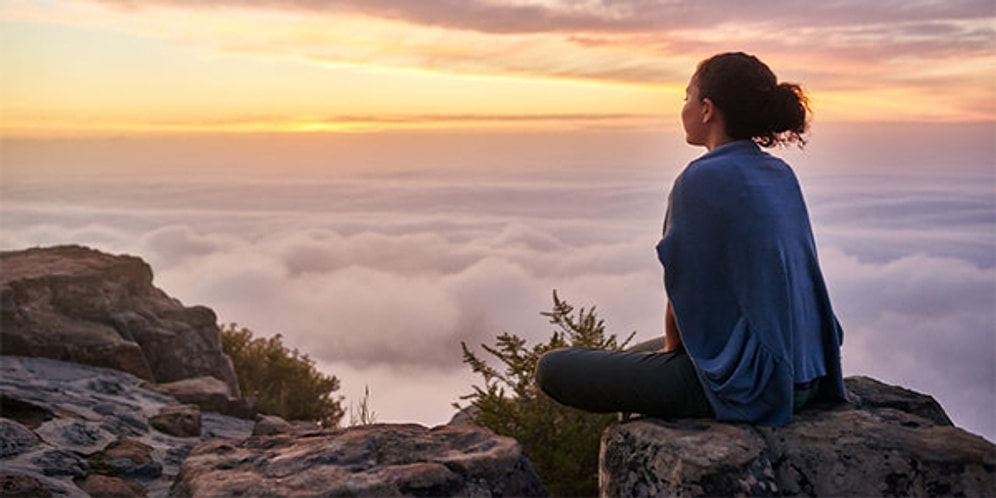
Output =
[
  {"x1": 1, "y1": 0, "x2": 994, "y2": 135},
  {"x1": 1, "y1": 1, "x2": 994, "y2": 440}
]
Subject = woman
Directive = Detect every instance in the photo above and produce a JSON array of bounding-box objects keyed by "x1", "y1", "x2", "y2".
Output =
[{"x1": 535, "y1": 52, "x2": 846, "y2": 426}]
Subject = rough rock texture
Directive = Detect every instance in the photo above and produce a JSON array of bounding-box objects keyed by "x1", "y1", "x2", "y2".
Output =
[
  {"x1": 1, "y1": 245, "x2": 240, "y2": 398},
  {"x1": 149, "y1": 376, "x2": 255, "y2": 420},
  {"x1": 149, "y1": 405, "x2": 202, "y2": 438},
  {"x1": 172, "y1": 423, "x2": 548, "y2": 497},
  {"x1": 600, "y1": 376, "x2": 995, "y2": 497},
  {"x1": 1, "y1": 472, "x2": 53, "y2": 498},
  {"x1": 75, "y1": 474, "x2": 147, "y2": 498},
  {"x1": 252, "y1": 414, "x2": 294, "y2": 436},
  {"x1": 0, "y1": 356, "x2": 253, "y2": 498}
]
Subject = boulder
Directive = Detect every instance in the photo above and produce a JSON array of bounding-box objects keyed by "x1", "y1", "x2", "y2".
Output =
[
  {"x1": 1, "y1": 472, "x2": 53, "y2": 498},
  {"x1": 171, "y1": 423, "x2": 547, "y2": 497},
  {"x1": 31, "y1": 449, "x2": 89, "y2": 478},
  {"x1": 0, "y1": 418, "x2": 40, "y2": 458},
  {"x1": 149, "y1": 376, "x2": 255, "y2": 420},
  {"x1": 252, "y1": 415, "x2": 294, "y2": 436},
  {"x1": 0, "y1": 245, "x2": 239, "y2": 397},
  {"x1": 599, "y1": 376, "x2": 995, "y2": 497},
  {"x1": 34, "y1": 419, "x2": 115, "y2": 456},
  {"x1": 149, "y1": 405, "x2": 202, "y2": 438},
  {"x1": 88, "y1": 437, "x2": 162, "y2": 479},
  {"x1": 75, "y1": 474, "x2": 147, "y2": 498}
]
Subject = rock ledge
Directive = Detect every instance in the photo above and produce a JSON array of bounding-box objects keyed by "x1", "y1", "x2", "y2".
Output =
[
  {"x1": 172, "y1": 423, "x2": 547, "y2": 497},
  {"x1": 599, "y1": 376, "x2": 995, "y2": 497}
]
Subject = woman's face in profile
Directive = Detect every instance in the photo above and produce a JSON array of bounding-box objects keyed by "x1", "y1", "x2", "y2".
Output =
[
  {"x1": 681, "y1": 79, "x2": 707, "y2": 147},
  {"x1": 681, "y1": 77, "x2": 705, "y2": 145}
]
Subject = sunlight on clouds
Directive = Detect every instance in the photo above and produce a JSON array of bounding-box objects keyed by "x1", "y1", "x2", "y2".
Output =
[
  {"x1": 814, "y1": 86, "x2": 994, "y2": 122},
  {"x1": 1, "y1": 0, "x2": 674, "y2": 136},
  {"x1": 1, "y1": 20, "x2": 671, "y2": 135},
  {"x1": 3, "y1": 0, "x2": 992, "y2": 135}
]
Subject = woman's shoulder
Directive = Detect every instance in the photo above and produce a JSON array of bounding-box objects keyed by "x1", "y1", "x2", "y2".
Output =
[
  {"x1": 681, "y1": 142, "x2": 758, "y2": 187},
  {"x1": 686, "y1": 141, "x2": 794, "y2": 182}
]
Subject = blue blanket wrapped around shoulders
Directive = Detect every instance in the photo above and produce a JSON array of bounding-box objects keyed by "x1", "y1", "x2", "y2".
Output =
[{"x1": 657, "y1": 140, "x2": 846, "y2": 426}]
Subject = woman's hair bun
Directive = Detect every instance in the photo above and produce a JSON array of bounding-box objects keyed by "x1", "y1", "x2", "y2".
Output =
[{"x1": 695, "y1": 52, "x2": 811, "y2": 148}]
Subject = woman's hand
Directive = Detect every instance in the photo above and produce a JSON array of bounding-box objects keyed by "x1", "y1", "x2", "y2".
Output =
[{"x1": 662, "y1": 301, "x2": 683, "y2": 353}]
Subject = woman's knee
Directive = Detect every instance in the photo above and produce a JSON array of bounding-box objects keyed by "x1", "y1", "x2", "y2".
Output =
[{"x1": 535, "y1": 348, "x2": 571, "y2": 397}]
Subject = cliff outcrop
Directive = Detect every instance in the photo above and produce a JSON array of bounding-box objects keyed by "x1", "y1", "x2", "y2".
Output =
[
  {"x1": 1, "y1": 245, "x2": 241, "y2": 401},
  {"x1": 600, "y1": 376, "x2": 995, "y2": 497},
  {"x1": 0, "y1": 246, "x2": 546, "y2": 497}
]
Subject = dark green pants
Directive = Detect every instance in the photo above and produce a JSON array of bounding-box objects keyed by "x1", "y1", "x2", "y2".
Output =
[{"x1": 535, "y1": 337, "x2": 714, "y2": 419}]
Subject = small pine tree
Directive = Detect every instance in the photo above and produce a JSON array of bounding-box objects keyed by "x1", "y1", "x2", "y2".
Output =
[
  {"x1": 221, "y1": 323, "x2": 345, "y2": 427},
  {"x1": 456, "y1": 291, "x2": 634, "y2": 497}
]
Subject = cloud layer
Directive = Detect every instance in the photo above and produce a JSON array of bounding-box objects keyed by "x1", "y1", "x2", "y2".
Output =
[{"x1": 1, "y1": 126, "x2": 993, "y2": 440}]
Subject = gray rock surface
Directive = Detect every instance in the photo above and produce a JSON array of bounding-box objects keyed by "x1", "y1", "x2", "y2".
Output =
[
  {"x1": 172, "y1": 423, "x2": 548, "y2": 497},
  {"x1": 252, "y1": 414, "x2": 294, "y2": 436},
  {"x1": 0, "y1": 245, "x2": 240, "y2": 399},
  {"x1": 600, "y1": 376, "x2": 995, "y2": 497},
  {"x1": 149, "y1": 376, "x2": 256, "y2": 420},
  {"x1": 149, "y1": 405, "x2": 202, "y2": 438},
  {"x1": 0, "y1": 356, "x2": 253, "y2": 497},
  {"x1": 0, "y1": 418, "x2": 39, "y2": 458}
]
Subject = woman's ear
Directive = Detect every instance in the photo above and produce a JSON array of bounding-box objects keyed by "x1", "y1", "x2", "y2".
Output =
[{"x1": 701, "y1": 98, "x2": 717, "y2": 124}]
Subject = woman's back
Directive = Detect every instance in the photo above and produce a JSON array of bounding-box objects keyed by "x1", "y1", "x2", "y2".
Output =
[{"x1": 658, "y1": 139, "x2": 845, "y2": 426}]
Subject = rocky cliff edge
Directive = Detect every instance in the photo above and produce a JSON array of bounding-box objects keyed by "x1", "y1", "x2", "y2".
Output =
[
  {"x1": 1, "y1": 245, "x2": 240, "y2": 400},
  {"x1": 600, "y1": 376, "x2": 995, "y2": 497}
]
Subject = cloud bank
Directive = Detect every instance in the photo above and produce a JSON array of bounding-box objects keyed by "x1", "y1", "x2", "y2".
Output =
[{"x1": 1, "y1": 127, "x2": 993, "y2": 441}]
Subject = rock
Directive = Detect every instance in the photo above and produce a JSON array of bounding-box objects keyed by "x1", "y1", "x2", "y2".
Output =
[
  {"x1": 32, "y1": 449, "x2": 90, "y2": 478},
  {"x1": 171, "y1": 423, "x2": 547, "y2": 497},
  {"x1": 844, "y1": 375, "x2": 953, "y2": 425},
  {"x1": 149, "y1": 376, "x2": 255, "y2": 420},
  {"x1": 149, "y1": 405, "x2": 201, "y2": 438},
  {"x1": 1, "y1": 396, "x2": 55, "y2": 429},
  {"x1": 75, "y1": 474, "x2": 147, "y2": 498},
  {"x1": 0, "y1": 356, "x2": 253, "y2": 498},
  {"x1": 447, "y1": 405, "x2": 479, "y2": 426},
  {"x1": 1, "y1": 472, "x2": 53, "y2": 498},
  {"x1": 599, "y1": 376, "x2": 996, "y2": 498},
  {"x1": 0, "y1": 418, "x2": 40, "y2": 458},
  {"x1": 88, "y1": 437, "x2": 162, "y2": 479},
  {"x1": 252, "y1": 415, "x2": 294, "y2": 436},
  {"x1": 0, "y1": 245, "x2": 240, "y2": 397},
  {"x1": 34, "y1": 419, "x2": 115, "y2": 456}
]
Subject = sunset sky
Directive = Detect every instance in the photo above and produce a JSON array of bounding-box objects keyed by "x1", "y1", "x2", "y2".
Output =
[
  {"x1": 1, "y1": 0, "x2": 994, "y2": 136},
  {"x1": 1, "y1": 1, "x2": 994, "y2": 440}
]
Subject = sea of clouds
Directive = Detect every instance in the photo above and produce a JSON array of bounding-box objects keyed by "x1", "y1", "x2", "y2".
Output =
[{"x1": 2, "y1": 125, "x2": 993, "y2": 440}]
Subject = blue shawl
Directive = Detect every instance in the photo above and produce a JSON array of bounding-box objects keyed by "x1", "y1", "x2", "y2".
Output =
[{"x1": 656, "y1": 140, "x2": 846, "y2": 426}]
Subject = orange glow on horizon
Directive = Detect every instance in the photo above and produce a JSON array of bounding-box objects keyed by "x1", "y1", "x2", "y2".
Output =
[{"x1": 1, "y1": 1, "x2": 992, "y2": 138}]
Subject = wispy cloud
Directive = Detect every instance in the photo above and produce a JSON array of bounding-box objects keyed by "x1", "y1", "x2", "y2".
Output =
[
  {"x1": 87, "y1": 0, "x2": 996, "y2": 82},
  {"x1": 5, "y1": 0, "x2": 992, "y2": 124},
  {"x1": 93, "y1": 0, "x2": 993, "y2": 34}
]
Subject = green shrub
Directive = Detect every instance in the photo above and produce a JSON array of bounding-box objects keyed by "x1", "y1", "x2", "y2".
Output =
[
  {"x1": 221, "y1": 323, "x2": 344, "y2": 427},
  {"x1": 456, "y1": 291, "x2": 634, "y2": 497}
]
